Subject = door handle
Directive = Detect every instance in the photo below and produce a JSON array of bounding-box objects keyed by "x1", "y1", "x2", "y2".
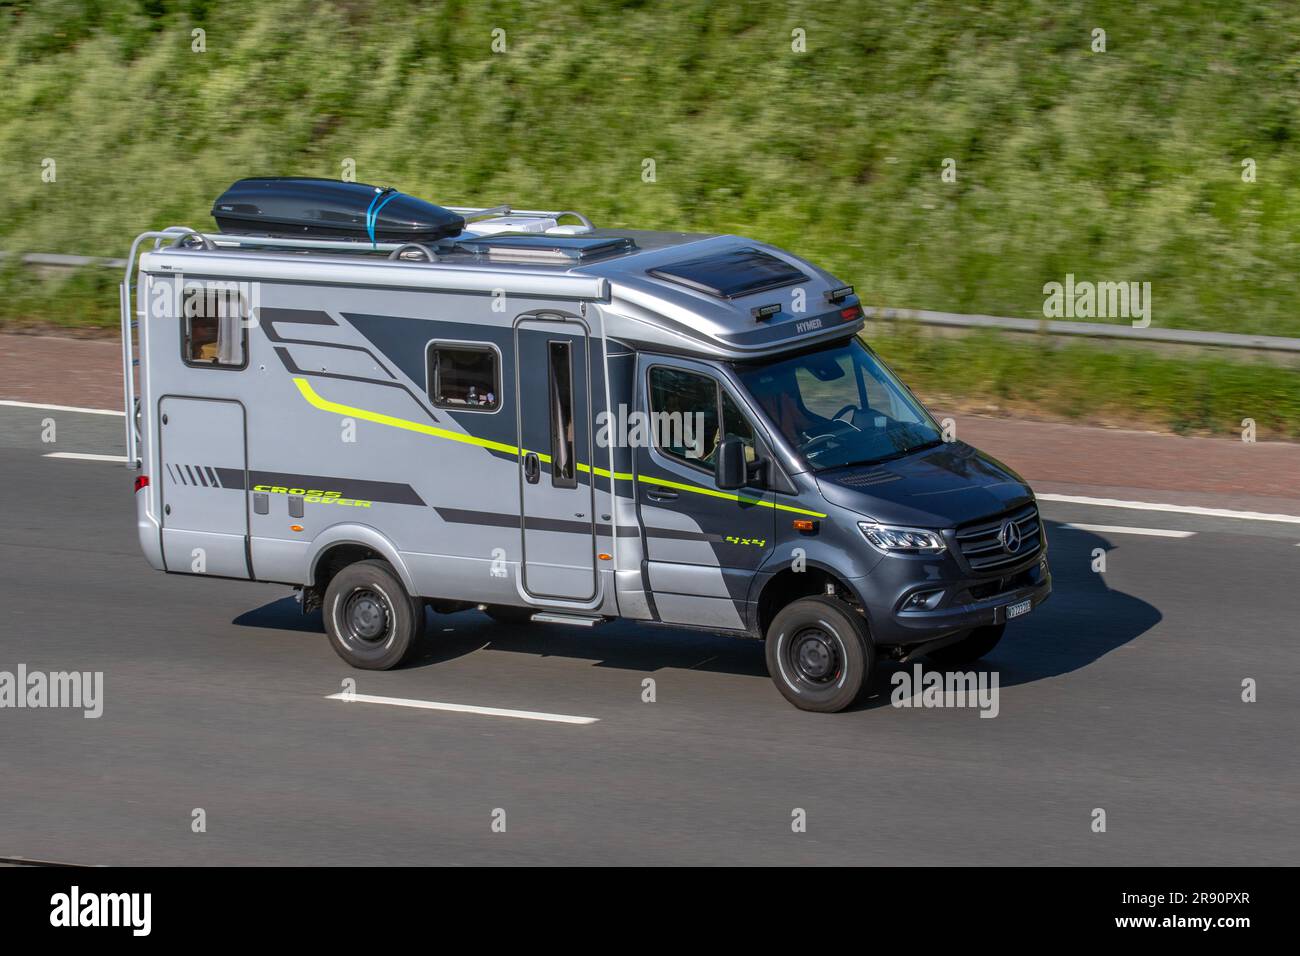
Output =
[
  {"x1": 523, "y1": 452, "x2": 540, "y2": 484},
  {"x1": 645, "y1": 487, "x2": 678, "y2": 501}
]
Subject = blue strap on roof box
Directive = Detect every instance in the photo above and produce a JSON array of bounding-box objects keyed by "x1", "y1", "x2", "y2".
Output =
[{"x1": 211, "y1": 178, "x2": 465, "y2": 243}]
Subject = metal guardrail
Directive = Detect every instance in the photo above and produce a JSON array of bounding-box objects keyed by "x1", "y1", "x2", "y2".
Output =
[
  {"x1": 5, "y1": 248, "x2": 1300, "y2": 354},
  {"x1": 864, "y1": 307, "x2": 1300, "y2": 354},
  {"x1": 0, "y1": 250, "x2": 127, "y2": 269}
]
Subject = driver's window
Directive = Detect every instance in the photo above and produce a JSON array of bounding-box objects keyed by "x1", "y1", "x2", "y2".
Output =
[
  {"x1": 648, "y1": 367, "x2": 762, "y2": 478},
  {"x1": 648, "y1": 366, "x2": 720, "y2": 469}
]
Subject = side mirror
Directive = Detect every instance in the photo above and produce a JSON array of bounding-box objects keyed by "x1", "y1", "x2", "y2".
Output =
[{"x1": 716, "y1": 438, "x2": 760, "y2": 490}]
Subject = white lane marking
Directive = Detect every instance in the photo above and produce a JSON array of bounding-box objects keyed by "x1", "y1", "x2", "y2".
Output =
[
  {"x1": 325, "y1": 692, "x2": 599, "y2": 725},
  {"x1": 1037, "y1": 493, "x2": 1300, "y2": 525},
  {"x1": 43, "y1": 452, "x2": 129, "y2": 462},
  {"x1": 0, "y1": 399, "x2": 123, "y2": 416},
  {"x1": 1059, "y1": 523, "x2": 1195, "y2": 538}
]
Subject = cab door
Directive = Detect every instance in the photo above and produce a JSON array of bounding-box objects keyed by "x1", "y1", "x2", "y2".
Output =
[
  {"x1": 515, "y1": 316, "x2": 597, "y2": 601},
  {"x1": 634, "y1": 357, "x2": 774, "y2": 630}
]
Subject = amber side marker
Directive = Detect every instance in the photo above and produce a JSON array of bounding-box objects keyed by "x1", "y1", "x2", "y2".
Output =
[
  {"x1": 598, "y1": 553, "x2": 613, "y2": 561},
  {"x1": 792, "y1": 519, "x2": 817, "y2": 533},
  {"x1": 290, "y1": 525, "x2": 304, "y2": 532}
]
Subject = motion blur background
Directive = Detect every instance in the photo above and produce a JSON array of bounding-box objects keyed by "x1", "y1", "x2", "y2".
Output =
[{"x1": 1, "y1": 0, "x2": 1297, "y2": 435}]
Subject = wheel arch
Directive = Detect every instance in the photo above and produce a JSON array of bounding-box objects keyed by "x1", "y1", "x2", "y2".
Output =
[
  {"x1": 306, "y1": 524, "x2": 417, "y2": 594},
  {"x1": 753, "y1": 561, "x2": 868, "y2": 638}
]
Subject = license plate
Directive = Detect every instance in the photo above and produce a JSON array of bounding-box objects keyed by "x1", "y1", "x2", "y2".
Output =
[{"x1": 1006, "y1": 599, "x2": 1032, "y2": 620}]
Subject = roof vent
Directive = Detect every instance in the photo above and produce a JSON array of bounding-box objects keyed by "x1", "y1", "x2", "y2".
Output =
[{"x1": 648, "y1": 247, "x2": 807, "y2": 299}]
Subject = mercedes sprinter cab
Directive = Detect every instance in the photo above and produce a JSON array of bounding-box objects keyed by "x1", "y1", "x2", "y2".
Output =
[{"x1": 122, "y1": 178, "x2": 1051, "y2": 712}]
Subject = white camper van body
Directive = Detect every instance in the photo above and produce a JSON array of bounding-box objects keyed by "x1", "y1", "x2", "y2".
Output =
[{"x1": 122, "y1": 200, "x2": 1050, "y2": 712}]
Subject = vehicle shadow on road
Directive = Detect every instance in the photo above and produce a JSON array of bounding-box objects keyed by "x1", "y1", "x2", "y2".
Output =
[
  {"x1": 984, "y1": 520, "x2": 1161, "y2": 686},
  {"x1": 232, "y1": 596, "x2": 324, "y2": 633},
  {"x1": 230, "y1": 594, "x2": 770, "y2": 677},
  {"x1": 407, "y1": 614, "x2": 770, "y2": 678},
  {"x1": 857, "y1": 520, "x2": 1163, "y2": 710},
  {"x1": 230, "y1": 521, "x2": 1158, "y2": 693}
]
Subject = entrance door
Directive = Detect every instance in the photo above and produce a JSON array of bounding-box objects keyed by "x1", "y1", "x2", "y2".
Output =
[
  {"x1": 158, "y1": 397, "x2": 250, "y2": 578},
  {"x1": 515, "y1": 317, "x2": 597, "y2": 600}
]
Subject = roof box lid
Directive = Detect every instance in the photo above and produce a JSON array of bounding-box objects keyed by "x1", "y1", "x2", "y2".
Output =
[{"x1": 211, "y1": 177, "x2": 465, "y2": 243}]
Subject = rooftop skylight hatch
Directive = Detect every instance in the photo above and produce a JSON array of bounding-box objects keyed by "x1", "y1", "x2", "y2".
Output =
[{"x1": 648, "y1": 247, "x2": 808, "y2": 299}]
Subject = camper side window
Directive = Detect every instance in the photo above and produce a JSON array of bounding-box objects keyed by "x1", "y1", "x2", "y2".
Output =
[
  {"x1": 548, "y1": 341, "x2": 577, "y2": 488},
  {"x1": 181, "y1": 295, "x2": 247, "y2": 369},
  {"x1": 428, "y1": 344, "x2": 500, "y2": 411}
]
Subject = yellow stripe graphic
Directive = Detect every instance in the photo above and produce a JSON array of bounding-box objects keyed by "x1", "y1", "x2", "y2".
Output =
[{"x1": 292, "y1": 377, "x2": 827, "y2": 518}]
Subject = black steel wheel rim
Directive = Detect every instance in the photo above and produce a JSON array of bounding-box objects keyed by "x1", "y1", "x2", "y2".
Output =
[
  {"x1": 788, "y1": 627, "x2": 841, "y2": 685},
  {"x1": 344, "y1": 588, "x2": 391, "y2": 644}
]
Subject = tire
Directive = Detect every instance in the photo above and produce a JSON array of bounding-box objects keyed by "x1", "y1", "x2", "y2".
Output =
[
  {"x1": 765, "y1": 596, "x2": 873, "y2": 713},
  {"x1": 926, "y1": 623, "x2": 1006, "y2": 669},
  {"x1": 483, "y1": 605, "x2": 535, "y2": 626},
  {"x1": 323, "y1": 559, "x2": 424, "y2": 670}
]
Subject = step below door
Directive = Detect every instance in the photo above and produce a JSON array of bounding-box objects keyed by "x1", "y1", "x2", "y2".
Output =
[{"x1": 159, "y1": 397, "x2": 250, "y2": 578}]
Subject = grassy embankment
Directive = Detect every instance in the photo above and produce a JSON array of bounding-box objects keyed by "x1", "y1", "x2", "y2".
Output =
[{"x1": 1, "y1": 1, "x2": 1297, "y2": 434}]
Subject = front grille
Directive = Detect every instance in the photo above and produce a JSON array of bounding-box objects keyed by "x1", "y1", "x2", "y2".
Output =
[
  {"x1": 954, "y1": 502, "x2": 1042, "y2": 573},
  {"x1": 957, "y1": 565, "x2": 1039, "y2": 603}
]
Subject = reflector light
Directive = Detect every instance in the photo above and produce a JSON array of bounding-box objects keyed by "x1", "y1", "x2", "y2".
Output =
[{"x1": 133, "y1": 475, "x2": 149, "y2": 492}]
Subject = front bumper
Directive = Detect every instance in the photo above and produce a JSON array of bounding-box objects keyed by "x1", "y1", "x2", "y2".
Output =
[{"x1": 852, "y1": 551, "x2": 1052, "y2": 646}]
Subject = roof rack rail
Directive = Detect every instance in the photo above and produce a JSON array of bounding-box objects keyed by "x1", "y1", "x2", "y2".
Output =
[
  {"x1": 446, "y1": 205, "x2": 595, "y2": 229},
  {"x1": 454, "y1": 234, "x2": 634, "y2": 262},
  {"x1": 158, "y1": 230, "x2": 409, "y2": 253}
]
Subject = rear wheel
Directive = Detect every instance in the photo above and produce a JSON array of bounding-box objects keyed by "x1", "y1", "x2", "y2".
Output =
[
  {"x1": 765, "y1": 596, "x2": 873, "y2": 713},
  {"x1": 324, "y1": 559, "x2": 423, "y2": 670},
  {"x1": 926, "y1": 623, "x2": 1006, "y2": 669}
]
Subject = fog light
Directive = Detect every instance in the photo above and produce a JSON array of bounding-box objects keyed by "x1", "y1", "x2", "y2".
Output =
[{"x1": 904, "y1": 589, "x2": 945, "y2": 611}]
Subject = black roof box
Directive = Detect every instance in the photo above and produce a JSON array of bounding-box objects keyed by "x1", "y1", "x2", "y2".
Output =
[{"x1": 211, "y1": 177, "x2": 465, "y2": 243}]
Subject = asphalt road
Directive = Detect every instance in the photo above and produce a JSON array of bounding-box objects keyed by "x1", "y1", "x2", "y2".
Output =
[{"x1": 0, "y1": 405, "x2": 1296, "y2": 865}]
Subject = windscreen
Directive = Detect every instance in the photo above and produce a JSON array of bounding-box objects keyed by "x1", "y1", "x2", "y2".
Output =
[{"x1": 734, "y1": 339, "x2": 941, "y2": 471}]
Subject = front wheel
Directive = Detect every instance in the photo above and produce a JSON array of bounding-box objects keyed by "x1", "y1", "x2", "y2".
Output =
[
  {"x1": 765, "y1": 596, "x2": 873, "y2": 713},
  {"x1": 324, "y1": 559, "x2": 424, "y2": 670},
  {"x1": 925, "y1": 623, "x2": 1006, "y2": 669}
]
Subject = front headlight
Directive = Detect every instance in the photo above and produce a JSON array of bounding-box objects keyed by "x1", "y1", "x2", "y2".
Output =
[{"x1": 857, "y1": 521, "x2": 946, "y2": 555}]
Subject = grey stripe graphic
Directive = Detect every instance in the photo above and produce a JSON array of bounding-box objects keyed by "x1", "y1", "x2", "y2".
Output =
[{"x1": 213, "y1": 468, "x2": 426, "y2": 506}]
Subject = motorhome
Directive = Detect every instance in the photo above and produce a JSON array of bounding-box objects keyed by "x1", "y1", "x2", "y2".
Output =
[{"x1": 121, "y1": 178, "x2": 1051, "y2": 712}]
